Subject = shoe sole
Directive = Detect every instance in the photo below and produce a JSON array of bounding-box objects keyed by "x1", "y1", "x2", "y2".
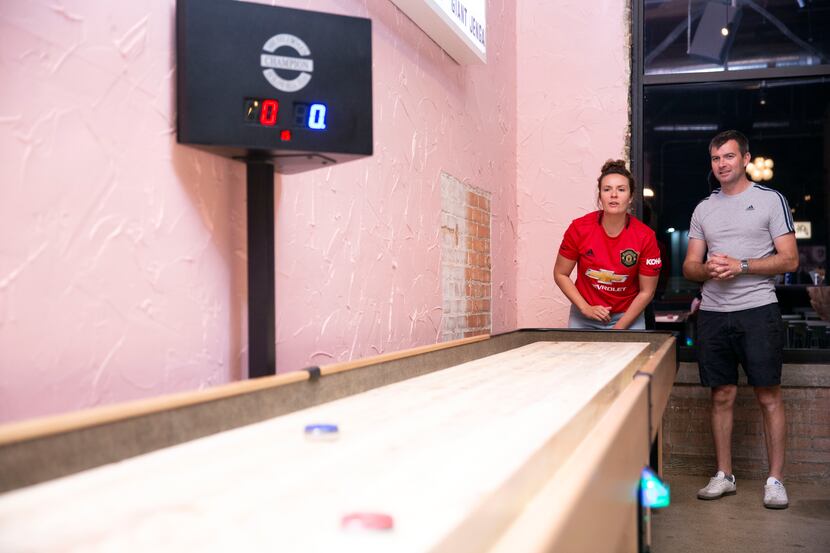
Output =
[
  {"x1": 764, "y1": 502, "x2": 788, "y2": 509},
  {"x1": 697, "y1": 490, "x2": 736, "y2": 500}
]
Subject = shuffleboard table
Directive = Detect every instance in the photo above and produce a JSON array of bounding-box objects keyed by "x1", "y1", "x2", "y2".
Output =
[{"x1": 0, "y1": 329, "x2": 676, "y2": 552}]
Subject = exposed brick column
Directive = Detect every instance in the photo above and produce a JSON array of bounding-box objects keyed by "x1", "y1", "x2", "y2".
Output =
[
  {"x1": 464, "y1": 190, "x2": 491, "y2": 337},
  {"x1": 441, "y1": 172, "x2": 491, "y2": 341}
]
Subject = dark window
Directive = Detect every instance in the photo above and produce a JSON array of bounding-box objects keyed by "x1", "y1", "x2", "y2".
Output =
[
  {"x1": 645, "y1": 0, "x2": 830, "y2": 76},
  {"x1": 643, "y1": 78, "x2": 830, "y2": 309}
]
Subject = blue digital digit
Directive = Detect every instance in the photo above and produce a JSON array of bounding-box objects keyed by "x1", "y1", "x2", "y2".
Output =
[
  {"x1": 308, "y1": 103, "x2": 327, "y2": 130},
  {"x1": 293, "y1": 103, "x2": 307, "y2": 126}
]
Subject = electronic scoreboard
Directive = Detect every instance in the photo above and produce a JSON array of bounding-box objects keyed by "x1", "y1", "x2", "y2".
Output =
[{"x1": 176, "y1": 0, "x2": 373, "y2": 173}]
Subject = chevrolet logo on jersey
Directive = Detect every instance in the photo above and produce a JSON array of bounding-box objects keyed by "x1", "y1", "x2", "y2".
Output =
[{"x1": 585, "y1": 268, "x2": 628, "y2": 284}]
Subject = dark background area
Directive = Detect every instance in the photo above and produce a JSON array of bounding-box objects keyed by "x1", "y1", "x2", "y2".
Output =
[
  {"x1": 638, "y1": 2, "x2": 830, "y2": 356},
  {"x1": 643, "y1": 78, "x2": 829, "y2": 306}
]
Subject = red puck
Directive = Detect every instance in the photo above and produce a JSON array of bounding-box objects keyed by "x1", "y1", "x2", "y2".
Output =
[{"x1": 341, "y1": 512, "x2": 394, "y2": 531}]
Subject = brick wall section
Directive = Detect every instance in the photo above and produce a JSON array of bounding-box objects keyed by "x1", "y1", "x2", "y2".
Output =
[
  {"x1": 440, "y1": 173, "x2": 491, "y2": 341},
  {"x1": 663, "y1": 363, "x2": 830, "y2": 482},
  {"x1": 464, "y1": 190, "x2": 491, "y2": 337}
]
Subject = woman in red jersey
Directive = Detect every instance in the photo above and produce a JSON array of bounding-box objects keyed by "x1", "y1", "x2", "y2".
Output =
[{"x1": 553, "y1": 160, "x2": 662, "y2": 329}]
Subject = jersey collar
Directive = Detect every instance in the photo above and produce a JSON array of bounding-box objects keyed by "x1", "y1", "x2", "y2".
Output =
[{"x1": 598, "y1": 211, "x2": 631, "y2": 228}]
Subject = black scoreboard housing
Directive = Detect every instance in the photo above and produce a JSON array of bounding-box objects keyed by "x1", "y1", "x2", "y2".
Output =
[{"x1": 176, "y1": 0, "x2": 373, "y2": 173}]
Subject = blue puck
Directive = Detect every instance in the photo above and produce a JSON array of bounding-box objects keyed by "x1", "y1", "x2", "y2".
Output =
[{"x1": 304, "y1": 423, "x2": 339, "y2": 440}]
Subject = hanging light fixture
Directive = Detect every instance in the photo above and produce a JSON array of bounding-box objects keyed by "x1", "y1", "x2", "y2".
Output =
[
  {"x1": 720, "y1": 0, "x2": 737, "y2": 36},
  {"x1": 689, "y1": 0, "x2": 742, "y2": 64},
  {"x1": 746, "y1": 156, "x2": 774, "y2": 181}
]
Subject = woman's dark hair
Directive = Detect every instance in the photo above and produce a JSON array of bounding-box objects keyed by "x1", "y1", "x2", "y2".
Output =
[{"x1": 597, "y1": 159, "x2": 636, "y2": 196}]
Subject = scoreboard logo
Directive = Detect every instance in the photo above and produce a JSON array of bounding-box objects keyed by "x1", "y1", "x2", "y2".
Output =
[{"x1": 261, "y1": 34, "x2": 314, "y2": 92}]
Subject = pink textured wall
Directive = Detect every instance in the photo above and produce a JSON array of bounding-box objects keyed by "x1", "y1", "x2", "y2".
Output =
[
  {"x1": 515, "y1": 0, "x2": 631, "y2": 328},
  {"x1": 0, "y1": 0, "x2": 518, "y2": 423}
]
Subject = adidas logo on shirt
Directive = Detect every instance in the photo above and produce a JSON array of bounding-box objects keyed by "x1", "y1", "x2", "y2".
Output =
[{"x1": 746, "y1": 205, "x2": 755, "y2": 211}]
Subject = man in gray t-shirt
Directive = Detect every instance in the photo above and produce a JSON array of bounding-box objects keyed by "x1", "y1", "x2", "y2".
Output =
[
  {"x1": 689, "y1": 181, "x2": 794, "y2": 312},
  {"x1": 683, "y1": 130, "x2": 798, "y2": 509}
]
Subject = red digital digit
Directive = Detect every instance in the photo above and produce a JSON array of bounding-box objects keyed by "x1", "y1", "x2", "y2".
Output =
[{"x1": 259, "y1": 99, "x2": 279, "y2": 126}]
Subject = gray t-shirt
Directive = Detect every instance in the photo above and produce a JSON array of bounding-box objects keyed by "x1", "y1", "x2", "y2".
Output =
[{"x1": 688, "y1": 183, "x2": 794, "y2": 312}]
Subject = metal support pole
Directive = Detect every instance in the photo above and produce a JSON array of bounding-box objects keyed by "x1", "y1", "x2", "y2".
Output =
[{"x1": 246, "y1": 161, "x2": 276, "y2": 377}]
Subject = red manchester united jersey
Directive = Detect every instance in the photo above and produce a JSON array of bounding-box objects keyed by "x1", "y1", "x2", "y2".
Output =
[{"x1": 558, "y1": 211, "x2": 662, "y2": 313}]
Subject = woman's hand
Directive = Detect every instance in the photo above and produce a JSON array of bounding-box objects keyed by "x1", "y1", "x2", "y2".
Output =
[
  {"x1": 554, "y1": 255, "x2": 612, "y2": 324},
  {"x1": 580, "y1": 304, "x2": 611, "y2": 323}
]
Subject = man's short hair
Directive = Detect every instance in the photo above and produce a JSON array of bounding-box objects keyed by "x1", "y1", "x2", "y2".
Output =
[{"x1": 709, "y1": 130, "x2": 749, "y2": 156}]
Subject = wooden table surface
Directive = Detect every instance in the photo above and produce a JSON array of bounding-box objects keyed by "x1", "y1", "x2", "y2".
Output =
[{"x1": 0, "y1": 341, "x2": 650, "y2": 552}]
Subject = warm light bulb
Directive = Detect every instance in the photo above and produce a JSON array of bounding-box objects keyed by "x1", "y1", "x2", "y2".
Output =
[
  {"x1": 721, "y1": 27, "x2": 729, "y2": 36},
  {"x1": 764, "y1": 158, "x2": 774, "y2": 169},
  {"x1": 754, "y1": 157, "x2": 764, "y2": 166},
  {"x1": 644, "y1": 187, "x2": 655, "y2": 198},
  {"x1": 762, "y1": 168, "x2": 773, "y2": 180}
]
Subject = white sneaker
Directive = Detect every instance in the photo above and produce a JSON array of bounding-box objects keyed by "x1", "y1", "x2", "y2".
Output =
[
  {"x1": 764, "y1": 477, "x2": 789, "y2": 509},
  {"x1": 697, "y1": 471, "x2": 737, "y2": 500}
]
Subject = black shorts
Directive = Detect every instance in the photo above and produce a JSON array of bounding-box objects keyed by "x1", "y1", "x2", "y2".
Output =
[{"x1": 696, "y1": 303, "x2": 784, "y2": 387}]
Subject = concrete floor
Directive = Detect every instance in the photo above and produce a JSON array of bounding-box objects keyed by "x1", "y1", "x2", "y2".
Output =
[{"x1": 651, "y1": 474, "x2": 830, "y2": 552}]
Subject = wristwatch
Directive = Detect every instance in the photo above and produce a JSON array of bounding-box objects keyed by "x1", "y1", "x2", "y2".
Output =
[{"x1": 740, "y1": 259, "x2": 749, "y2": 274}]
